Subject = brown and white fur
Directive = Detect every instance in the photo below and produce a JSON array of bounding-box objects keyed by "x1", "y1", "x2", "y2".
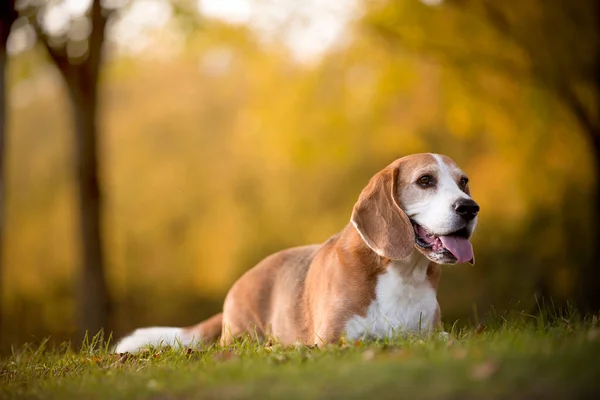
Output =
[{"x1": 114, "y1": 153, "x2": 479, "y2": 352}]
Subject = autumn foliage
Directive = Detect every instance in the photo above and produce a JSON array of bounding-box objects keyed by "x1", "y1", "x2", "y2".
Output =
[{"x1": 2, "y1": 0, "x2": 597, "y2": 349}]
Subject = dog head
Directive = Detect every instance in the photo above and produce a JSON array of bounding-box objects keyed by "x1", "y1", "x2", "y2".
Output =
[{"x1": 351, "y1": 153, "x2": 478, "y2": 264}]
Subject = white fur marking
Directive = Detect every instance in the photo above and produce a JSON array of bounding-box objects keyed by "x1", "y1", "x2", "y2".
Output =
[
  {"x1": 344, "y1": 256, "x2": 438, "y2": 340},
  {"x1": 402, "y1": 153, "x2": 474, "y2": 235},
  {"x1": 114, "y1": 327, "x2": 198, "y2": 353}
]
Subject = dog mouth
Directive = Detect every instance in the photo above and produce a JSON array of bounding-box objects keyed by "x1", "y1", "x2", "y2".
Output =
[{"x1": 412, "y1": 223, "x2": 474, "y2": 264}]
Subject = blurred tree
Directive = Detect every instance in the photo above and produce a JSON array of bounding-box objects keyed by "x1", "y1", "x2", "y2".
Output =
[
  {"x1": 20, "y1": 0, "x2": 114, "y2": 340},
  {"x1": 469, "y1": 0, "x2": 600, "y2": 313},
  {"x1": 366, "y1": 0, "x2": 599, "y2": 312},
  {"x1": 0, "y1": 0, "x2": 18, "y2": 343}
]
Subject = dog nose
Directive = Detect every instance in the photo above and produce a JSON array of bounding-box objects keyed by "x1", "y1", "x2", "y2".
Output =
[{"x1": 453, "y1": 199, "x2": 479, "y2": 221}]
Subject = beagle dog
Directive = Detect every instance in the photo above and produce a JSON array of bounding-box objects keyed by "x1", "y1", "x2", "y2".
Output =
[{"x1": 115, "y1": 153, "x2": 478, "y2": 352}]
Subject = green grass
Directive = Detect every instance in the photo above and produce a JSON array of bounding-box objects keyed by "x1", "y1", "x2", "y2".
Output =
[{"x1": 2, "y1": 311, "x2": 600, "y2": 400}]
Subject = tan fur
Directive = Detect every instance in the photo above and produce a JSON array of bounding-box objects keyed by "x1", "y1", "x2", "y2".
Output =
[
  {"x1": 351, "y1": 165, "x2": 414, "y2": 259},
  {"x1": 127, "y1": 153, "x2": 474, "y2": 348},
  {"x1": 182, "y1": 313, "x2": 223, "y2": 342}
]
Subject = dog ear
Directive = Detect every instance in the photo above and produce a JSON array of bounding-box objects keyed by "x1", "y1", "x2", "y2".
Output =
[{"x1": 351, "y1": 166, "x2": 414, "y2": 259}]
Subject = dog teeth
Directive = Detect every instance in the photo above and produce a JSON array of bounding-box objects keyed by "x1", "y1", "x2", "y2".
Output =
[{"x1": 431, "y1": 237, "x2": 444, "y2": 252}]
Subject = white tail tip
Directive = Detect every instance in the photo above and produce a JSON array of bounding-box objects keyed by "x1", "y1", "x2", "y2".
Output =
[{"x1": 113, "y1": 327, "x2": 197, "y2": 353}]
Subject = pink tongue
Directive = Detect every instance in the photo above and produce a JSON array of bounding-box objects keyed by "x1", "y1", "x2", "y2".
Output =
[{"x1": 439, "y1": 236, "x2": 474, "y2": 264}]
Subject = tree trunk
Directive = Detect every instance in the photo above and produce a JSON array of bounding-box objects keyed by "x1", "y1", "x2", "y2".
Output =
[
  {"x1": 68, "y1": 81, "x2": 110, "y2": 341},
  {"x1": 47, "y1": 0, "x2": 112, "y2": 342},
  {"x1": 0, "y1": 0, "x2": 17, "y2": 349},
  {"x1": 575, "y1": 1, "x2": 600, "y2": 314},
  {"x1": 0, "y1": 27, "x2": 7, "y2": 349},
  {"x1": 579, "y1": 132, "x2": 600, "y2": 313},
  {"x1": 22, "y1": 0, "x2": 112, "y2": 342}
]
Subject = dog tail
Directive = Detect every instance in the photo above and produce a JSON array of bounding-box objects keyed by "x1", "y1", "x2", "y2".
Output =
[{"x1": 113, "y1": 312, "x2": 223, "y2": 353}]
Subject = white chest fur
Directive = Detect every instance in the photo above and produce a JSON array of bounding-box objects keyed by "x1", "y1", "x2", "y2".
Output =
[{"x1": 344, "y1": 256, "x2": 438, "y2": 340}]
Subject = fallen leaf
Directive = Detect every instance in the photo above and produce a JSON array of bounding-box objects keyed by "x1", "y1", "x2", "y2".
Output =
[
  {"x1": 475, "y1": 324, "x2": 487, "y2": 335},
  {"x1": 213, "y1": 350, "x2": 237, "y2": 362},
  {"x1": 470, "y1": 361, "x2": 499, "y2": 381},
  {"x1": 451, "y1": 348, "x2": 468, "y2": 360},
  {"x1": 382, "y1": 348, "x2": 409, "y2": 360},
  {"x1": 362, "y1": 349, "x2": 376, "y2": 361}
]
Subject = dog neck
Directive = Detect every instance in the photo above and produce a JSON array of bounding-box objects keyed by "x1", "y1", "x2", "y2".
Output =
[
  {"x1": 335, "y1": 224, "x2": 386, "y2": 276},
  {"x1": 336, "y1": 223, "x2": 434, "y2": 281},
  {"x1": 388, "y1": 250, "x2": 432, "y2": 283},
  {"x1": 337, "y1": 223, "x2": 440, "y2": 341}
]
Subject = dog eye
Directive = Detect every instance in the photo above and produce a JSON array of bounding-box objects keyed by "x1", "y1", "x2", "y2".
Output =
[
  {"x1": 417, "y1": 175, "x2": 434, "y2": 187},
  {"x1": 459, "y1": 177, "x2": 469, "y2": 188}
]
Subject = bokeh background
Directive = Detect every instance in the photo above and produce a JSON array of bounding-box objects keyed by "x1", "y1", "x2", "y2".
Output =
[{"x1": 0, "y1": 0, "x2": 598, "y2": 352}]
